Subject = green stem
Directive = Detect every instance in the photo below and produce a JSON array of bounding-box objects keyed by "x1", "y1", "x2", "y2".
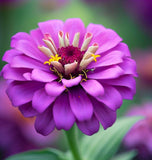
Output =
[{"x1": 64, "y1": 126, "x2": 83, "y2": 160}]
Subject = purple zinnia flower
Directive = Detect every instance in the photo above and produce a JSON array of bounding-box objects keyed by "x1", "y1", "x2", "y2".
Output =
[
  {"x1": 124, "y1": 103, "x2": 152, "y2": 159},
  {"x1": 2, "y1": 18, "x2": 137, "y2": 136}
]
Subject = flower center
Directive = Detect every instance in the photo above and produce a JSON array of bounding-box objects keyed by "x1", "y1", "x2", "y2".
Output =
[
  {"x1": 58, "y1": 46, "x2": 84, "y2": 65},
  {"x1": 38, "y1": 31, "x2": 100, "y2": 82}
]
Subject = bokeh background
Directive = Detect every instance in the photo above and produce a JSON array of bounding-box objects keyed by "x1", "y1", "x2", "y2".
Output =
[{"x1": 0, "y1": 0, "x2": 152, "y2": 159}]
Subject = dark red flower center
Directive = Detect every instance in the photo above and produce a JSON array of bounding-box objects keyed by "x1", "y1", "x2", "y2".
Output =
[{"x1": 58, "y1": 46, "x2": 84, "y2": 65}]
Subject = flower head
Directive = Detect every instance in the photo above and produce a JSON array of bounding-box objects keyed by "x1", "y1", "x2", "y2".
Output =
[
  {"x1": 2, "y1": 18, "x2": 137, "y2": 136},
  {"x1": 124, "y1": 103, "x2": 152, "y2": 159}
]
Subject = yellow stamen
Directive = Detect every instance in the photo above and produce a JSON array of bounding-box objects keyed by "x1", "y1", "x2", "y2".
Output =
[
  {"x1": 91, "y1": 54, "x2": 100, "y2": 62},
  {"x1": 44, "y1": 54, "x2": 61, "y2": 66},
  {"x1": 44, "y1": 61, "x2": 51, "y2": 65},
  {"x1": 82, "y1": 70, "x2": 88, "y2": 79},
  {"x1": 50, "y1": 54, "x2": 61, "y2": 62}
]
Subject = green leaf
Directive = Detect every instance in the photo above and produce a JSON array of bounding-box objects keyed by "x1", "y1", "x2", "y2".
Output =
[
  {"x1": 80, "y1": 116, "x2": 142, "y2": 160},
  {"x1": 111, "y1": 150, "x2": 137, "y2": 160},
  {"x1": 6, "y1": 148, "x2": 67, "y2": 160}
]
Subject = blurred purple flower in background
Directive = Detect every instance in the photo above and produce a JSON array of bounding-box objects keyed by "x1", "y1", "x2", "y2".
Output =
[
  {"x1": 2, "y1": 18, "x2": 137, "y2": 136},
  {"x1": 0, "y1": 0, "x2": 27, "y2": 7},
  {"x1": 126, "y1": 0, "x2": 152, "y2": 33},
  {"x1": 124, "y1": 103, "x2": 152, "y2": 159},
  {"x1": 135, "y1": 51, "x2": 152, "y2": 85},
  {"x1": 0, "y1": 78, "x2": 58, "y2": 159}
]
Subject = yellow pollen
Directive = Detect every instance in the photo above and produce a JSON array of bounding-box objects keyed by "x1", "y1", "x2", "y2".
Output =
[
  {"x1": 44, "y1": 54, "x2": 61, "y2": 65},
  {"x1": 91, "y1": 54, "x2": 100, "y2": 62}
]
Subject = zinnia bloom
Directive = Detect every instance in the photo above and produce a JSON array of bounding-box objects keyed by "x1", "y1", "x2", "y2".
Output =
[
  {"x1": 2, "y1": 18, "x2": 137, "y2": 136},
  {"x1": 124, "y1": 103, "x2": 152, "y2": 159}
]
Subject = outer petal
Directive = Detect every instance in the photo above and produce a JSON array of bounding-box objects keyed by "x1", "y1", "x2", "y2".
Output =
[
  {"x1": 77, "y1": 115, "x2": 100, "y2": 136},
  {"x1": 38, "y1": 20, "x2": 64, "y2": 48},
  {"x1": 45, "y1": 81, "x2": 65, "y2": 96},
  {"x1": 119, "y1": 58, "x2": 137, "y2": 77},
  {"x1": 30, "y1": 28, "x2": 45, "y2": 46},
  {"x1": 35, "y1": 107, "x2": 55, "y2": 136},
  {"x1": 91, "y1": 98, "x2": 117, "y2": 129},
  {"x1": 32, "y1": 88, "x2": 56, "y2": 113},
  {"x1": 31, "y1": 69, "x2": 57, "y2": 82},
  {"x1": 53, "y1": 92, "x2": 75, "y2": 130},
  {"x1": 11, "y1": 32, "x2": 33, "y2": 48},
  {"x1": 69, "y1": 87, "x2": 93, "y2": 121},
  {"x1": 81, "y1": 79, "x2": 104, "y2": 97},
  {"x1": 2, "y1": 49, "x2": 22, "y2": 63},
  {"x1": 63, "y1": 18, "x2": 85, "y2": 47},
  {"x1": 86, "y1": 24, "x2": 122, "y2": 53},
  {"x1": 96, "y1": 85, "x2": 122, "y2": 111},
  {"x1": 11, "y1": 55, "x2": 49, "y2": 71},
  {"x1": 114, "y1": 42, "x2": 131, "y2": 57},
  {"x1": 100, "y1": 75, "x2": 136, "y2": 100},
  {"x1": 6, "y1": 81, "x2": 44, "y2": 106},
  {"x1": 15, "y1": 40, "x2": 48, "y2": 62},
  {"x1": 62, "y1": 75, "x2": 82, "y2": 88},
  {"x1": 115, "y1": 86, "x2": 136, "y2": 100},
  {"x1": 2, "y1": 64, "x2": 29, "y2": 81},
  {"x1": 88, "y1": 65, "x2": 124, "y2": 80},
  {"x1": 87, "y1": 51, "x2": 124, "y2": 69},
  {"x1": 19, "y1": 102, "x2": 38, "y2": 117}
]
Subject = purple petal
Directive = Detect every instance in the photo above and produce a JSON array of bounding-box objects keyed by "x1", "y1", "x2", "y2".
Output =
[
  {"x1": 45, "y1": 81, "x2": 65, "y2": 96},
  {"x1": 119, "y1": 58, "x2": 137, "y2": 77},
  {"x1": 88, "y1": 65, "x2": 124, "y2": 80},
  {"x1": 62, "y1": 75, "x2": 82, "y2": 88},
  {"x1": 11, "y1": 32, "x2": 33, "y2": 48},
  {"x1": 30, "y1": 28, "x2": 45, "y2": 46},
  {"x1": 69, "y1": 87, "x2": 93, "y2": 121},
  {"x1": 31, "y1": 69, "x2": 57, "y2": 82},
  {"x1": 35, "y1": 107, "x2": 55, "y2": 136},
  {"x1": 115, "y1": 86, "x2": 136, "y2": 100},
  {"x1": 86, "y1": 24, "x2": 122, "y2": 53},
  {"x1": 100, "y1": 75, "x2": 136, "y2": 99},
  {"x1": 38, "y1": 20, "x2": 64, "y2": 48},
  {"x1": 19, "y1": 102, "x2": 38, "y2": 117},
  {"x1": 114, "y1": 42, "x2": 131, "y2": 57},
  {"x1": 81, "y1": 79, "x2": 104, "y2": 97},
  {"x1": 11, "y1": 55, "x2": 49, "y2": 71},
  {"x1": 32, "y1": 88, "x2": 56, "y2": 113},
  {"x1": 7, "y1": 81, "x2": 44, "y2": 106},
  {"x1": 2, "y1": 64, "x2": 29, "y2": 81},
  {"x1": 63, "y1": 18, "x2": 85, "y2": 47},
  {"x1": 53, "y1": 92, "x2": 75, "y2": 130},
  {"x1": 77, "y1": 115, "x2": 100, "y2": 136},
  {"x1": 86, "y1": 23, "x2": 106, "y2": 35},
  {"x1": 96, "y1": 85, "x2": 122, "y2": 111},
  {"x1": 87, "y1": 50, "x2": 124, "y2": 69},
  {"x1": 2, "y1": 49, "x2": 22, "y2": 63},
  {"x1": 15, "y1": 40, "x2": 48, "y2": 62},
  {"x1": 91, "y1": 98, "x2": 117, "y2": 129},
  {"x1": 23, "y1": 72, "x2": 32, "y2": 81}
]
